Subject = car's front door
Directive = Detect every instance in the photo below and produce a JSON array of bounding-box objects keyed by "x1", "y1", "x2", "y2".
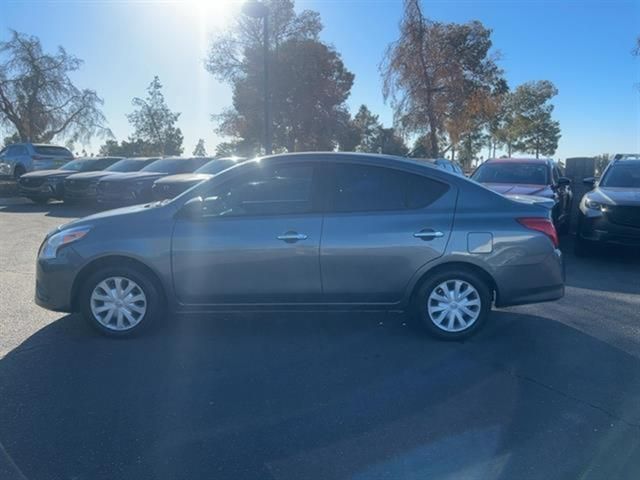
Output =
[
  {"x1": 320, "y1": 162, "x2": 457, "y2": 304},
  {"x1": 171, "y1": 162, "x2": 323, "y2": 305}
]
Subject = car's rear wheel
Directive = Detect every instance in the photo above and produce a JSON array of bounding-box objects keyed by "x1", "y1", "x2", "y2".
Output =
[
  {"x1": 79, "y1": 265, "x2": 163, "y2": 337},
  {"x1": 414, "y1": 269, "x2": 491, "y2": 340}
]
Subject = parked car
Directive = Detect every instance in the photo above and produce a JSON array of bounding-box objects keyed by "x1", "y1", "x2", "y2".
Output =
[
  {"x1": 151, "y1": 157, "x2": 245, "y2": 200},
  {"x1": 471, "y1": 157, "x2": 573, "y2": 233},
  {"x1": 96, "y1": 157, "x2": 211, "y2": 207},
  {"x1": 414, "y1": 158, "x2": 465, "y2": 176},
  {"x1": 35, "y1": 152, "x2": 564, "y2": 339},
  {"x1": 0, "y1": 143, "x2": 74, "y2": 178},
  {"x1": 18, "y1": 157, "x2": 121, "y2": 203},
  {"x1": 575, "y1": 157, "x2": 640, "y2": 255},
  {"x1": 64, "y1": 157, "x2": 158, "y2": 203}
]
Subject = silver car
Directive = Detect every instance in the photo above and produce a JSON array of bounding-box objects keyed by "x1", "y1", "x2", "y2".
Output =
[
  {"x1": 0, "y1": 143, "x2": 74, "y2": 178},
  {"x1": 34, "y1": 153, "x2": 564, "y2": 339}
]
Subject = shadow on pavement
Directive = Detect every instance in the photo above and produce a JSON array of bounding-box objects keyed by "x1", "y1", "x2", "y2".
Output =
[
  {"x1": 1, "y1": 310, "x2": 640, "y2": 479},
  {"x1": 561, "y1": 236, "x2": 640, "y2": 296},
  {"x1": 0, "y1": 201, "x2": 103, "y2": 218}
]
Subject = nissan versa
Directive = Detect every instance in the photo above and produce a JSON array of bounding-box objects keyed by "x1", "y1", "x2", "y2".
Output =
[{"x1": 35, "y1": 153, "x2": 564, "y2": 339}]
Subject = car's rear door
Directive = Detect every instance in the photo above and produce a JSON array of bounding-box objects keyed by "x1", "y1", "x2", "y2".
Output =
[
  {"x1": 171, "y1": 161, "x2": 324, "y2": 305},
  {"x1": 320, "y1": 161, "x2": 457, "y2": 304}
]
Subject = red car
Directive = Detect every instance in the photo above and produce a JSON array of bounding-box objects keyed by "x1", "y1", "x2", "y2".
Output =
[{"x1": 471, "y1": 157, "x2": 573, "y2": 233}]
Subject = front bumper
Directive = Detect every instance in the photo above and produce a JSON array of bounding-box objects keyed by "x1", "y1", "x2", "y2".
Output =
[
  {"x1": 64, "y1": 184, "x2": 98, "y2": 202},
  {"x1": 35, "y1": 247, "x2": 83, "y2": 312},
  {"x1": 19, "y1": 182, "x2": 64, "y2": 200},
  {"x1": 577, "y1": 213, "x2": 640, "y2": 248}
]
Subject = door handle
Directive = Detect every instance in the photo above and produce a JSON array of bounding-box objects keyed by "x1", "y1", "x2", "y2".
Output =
[
  {"x1": 413, "y1": 229, "x2": 444, "y2": 240},
  {"x1": 277, "y1": 231, "x2": 308, "y2": 243}
]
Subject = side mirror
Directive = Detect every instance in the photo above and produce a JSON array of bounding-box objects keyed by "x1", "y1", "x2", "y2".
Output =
[
  {"x1": 177, "y1": 196, "x2": 203, "y2": 220},
  {"x1": 557, "y1": 177, "x2": 571, "y2": 187},
  {"x1": 582, "y1": 177, "x2": 596, "y2": 187}
]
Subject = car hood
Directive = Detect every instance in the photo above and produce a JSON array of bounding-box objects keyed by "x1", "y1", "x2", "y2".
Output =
[
  {"x1": 62, "y1": 203, "x2": 164, "y2": 229},
  {"x1": 66, "y1": 171, "x2": 123, "y2": 181},
  {"x1": 591, "y1": 187, "x2": 640, "y2": 206},
  {"x1": 505, "y1": 194, "x2": 555, "y2": 209},
  {"x1": 482, "y1": 183, "x2": 554, "y2": 198},
  {"x1": 154, "y1": 173, "x2": 212, "y2": 185},
  {"x1": 22, "y1": 169, "x2": 76, "y2": 179},
  {"x1": 99, "y1": 171, "x2": 168, "y2": 183}
]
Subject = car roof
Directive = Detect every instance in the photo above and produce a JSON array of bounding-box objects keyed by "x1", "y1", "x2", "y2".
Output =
[{"x1": 484, "y1": 157, "x2": 551, "y2": 164}]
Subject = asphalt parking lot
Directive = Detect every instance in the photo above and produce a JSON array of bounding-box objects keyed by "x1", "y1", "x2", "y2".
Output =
[{"x1": 1, "y1": 200, "x2": 640, "y2": 480}]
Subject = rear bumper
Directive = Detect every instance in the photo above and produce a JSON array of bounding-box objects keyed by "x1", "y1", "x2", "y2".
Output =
[
  {"x1": 494, "y1": 249, "x2": 565, "y2": 307},
  {"x1": 577, "y1": 214, "x2": 640, "y2": 248}
]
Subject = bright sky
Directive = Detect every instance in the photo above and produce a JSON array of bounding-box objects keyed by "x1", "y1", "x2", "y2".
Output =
[{"x1": 1, "y1": 0, "x2": 639, "y2": 160}]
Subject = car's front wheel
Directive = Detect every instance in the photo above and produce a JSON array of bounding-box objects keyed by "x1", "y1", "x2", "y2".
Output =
[
  {"x1": 414, "y1": 269, "x2": 491, "y2": 340},
  {"x1": 79, "y1": 265, "x2": 164, "y2": 337}
]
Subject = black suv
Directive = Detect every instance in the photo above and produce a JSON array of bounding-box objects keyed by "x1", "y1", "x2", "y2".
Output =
[{"x1": 576, "y1": 156, "x2": 640, "y2": 255}]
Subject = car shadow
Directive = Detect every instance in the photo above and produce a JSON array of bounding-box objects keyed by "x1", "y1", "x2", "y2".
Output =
[{"x1": 1, "y1": 310, "x2": 640, "y2": 479}]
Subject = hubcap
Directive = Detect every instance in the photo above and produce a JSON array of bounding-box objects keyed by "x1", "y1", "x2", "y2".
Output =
[
  {"x1": 90, "y1": 276, "x2": 147, "y2": 331},
  {"x1": 427, "y1": 279, "x2": 481, "y2": 332}
]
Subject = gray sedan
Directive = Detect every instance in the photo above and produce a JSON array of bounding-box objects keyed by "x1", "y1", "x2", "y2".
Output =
[{"x1": 34, "y1": 153, "x2": 564, "y2": 339}]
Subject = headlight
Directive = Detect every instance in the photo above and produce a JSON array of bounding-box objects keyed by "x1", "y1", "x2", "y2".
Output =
[
  {"x1": 585, "y1": 199, "x2": 604, "y2": 210},
  {"x1": 39, "y1": 226, "x2": 91, "y2": 259}
]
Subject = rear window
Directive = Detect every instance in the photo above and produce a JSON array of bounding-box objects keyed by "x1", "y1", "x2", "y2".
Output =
[
  {"x1": 329, "y1": 163, "x2": 449, "y2": 213},
  {"x1": 34, "y1": 146, "x2": 73, "y2": 157},
  {"x1": 471, "y1": 162, "x2": 549, "y2": 185}
]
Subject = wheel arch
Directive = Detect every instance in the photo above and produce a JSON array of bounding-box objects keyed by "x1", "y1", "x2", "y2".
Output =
[
  {"x1": 71, "y1": 255, "x2": 167, "y2": 311},
  {"x1": 408, "y1": 261, "x2": 498, "y2": 307}
]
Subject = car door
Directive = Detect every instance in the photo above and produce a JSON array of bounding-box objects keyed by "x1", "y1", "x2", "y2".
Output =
[
  {"x1": 320, "y1": 161, "x2": 457, "y2": 304},
  {"x1": 171, "y1": 161, "x2": 324, "y2": 305}
]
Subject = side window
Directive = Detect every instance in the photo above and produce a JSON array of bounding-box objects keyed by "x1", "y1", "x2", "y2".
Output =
[
  {"x1": 329, "y1": 164, "x2": 449, "y2": 213},
  {"x1": 202, "y1": 164, "x2": 315, "y2": 217}
]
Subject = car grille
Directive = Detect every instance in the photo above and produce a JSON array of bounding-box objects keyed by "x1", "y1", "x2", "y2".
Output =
[
  {"x1": 606, "y1": 206, "x2": 640, "y2": 229},
  {"x1": 19, "y1": 177, "x2": 45, "y2": 188}
]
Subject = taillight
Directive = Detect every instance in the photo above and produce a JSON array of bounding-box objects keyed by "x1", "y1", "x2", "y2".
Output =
[{"x1": 517, "y1": 217, "x2": 559, "y2": 248}]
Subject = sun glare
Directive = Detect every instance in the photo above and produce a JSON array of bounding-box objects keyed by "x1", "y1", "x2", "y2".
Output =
[{"x1": 181, "y1": 0, "x2": 240, "y2": 29}]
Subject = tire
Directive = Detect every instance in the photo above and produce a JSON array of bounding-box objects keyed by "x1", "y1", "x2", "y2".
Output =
[
  {"x1": 413, "y1": 269, "x2": 492, "y2": 340},
  {"x1": 27, "y1": 197, "x2": 49, "y2": 204},
  {"x1": 13, "y1": 165, "x2": 26, "y2": 179},
  {"x1": 79, "y1": 264, "x2": 164, "y2": 337},
  {"x1": 557, "y1": 217, "x2": 570, "y2": 236},
  {"x1": 574, "y1": 235, "x2": 593, "y2": 257}
]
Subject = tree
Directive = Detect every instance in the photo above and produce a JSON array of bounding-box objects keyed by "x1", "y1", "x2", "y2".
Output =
[
  {"x1": 381, "y1": 0, "x2": 503, "y2": 158},
  {"x1": 207, "y1": 1, "x2": 353, "y2": 153},
  {"x1": 98, "y1": 138, "x2": 159, "y2": 157},
  {"x1": 193, "y1": 138, "x2": 207, "y2": 156},
  {"x1": 353, "y1": 105, "x2": 381, "y2": 152},
  {"x1": 507, "y1": 80, "x2": 561, "y2": 158},
  {"x1": 126, "y1": 76, "x2": 183, "y2": 156},
  {"x1": 0, "y1": 30, "x2": 109, "y2": 144}
]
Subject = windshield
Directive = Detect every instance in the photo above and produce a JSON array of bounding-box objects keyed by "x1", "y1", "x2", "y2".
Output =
[
  {"x1": 60, "y1": 160, "x2": 92, "y2": 171},
  {"x1": 472, "y1": 163, "x2": 549, "y2": 185},
  {"x1": 106, "y1": 159, "x2": 150, "y2": 172},
  {"x1": 141, "y1": 159, "x2": 186, "y2": 173},
  {"x1": 195, "y1": 159, "x2": 238, "y2": 175},
  {"x1": 600, "y1": 162, "x2": 640, "y2": 188}
]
